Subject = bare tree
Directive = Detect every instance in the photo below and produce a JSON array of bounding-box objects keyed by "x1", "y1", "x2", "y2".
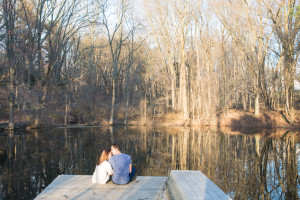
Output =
[
  {"x1": 34, "y1": 0, "x2": 86, "y2": 127},
  {"x1": 145, "y1": 0, "x2": 178, "y2": 112},
  {"x1": 144, "y1": 0, "x2": 197, "y2": 121},
  {"x1": 264, "y1": 0, "x2": 299, "y2": 122},
  {"x1": 214, "y1": 0, "x2": 273, "y2": 115},
  {"x1": 100, "y1": 0, "x2": 137, "y2": 125}
]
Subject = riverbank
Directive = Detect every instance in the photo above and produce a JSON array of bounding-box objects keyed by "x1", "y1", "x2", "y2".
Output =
[{"x1": 0, "y1": 109, "x2": 299, "y2": 131}]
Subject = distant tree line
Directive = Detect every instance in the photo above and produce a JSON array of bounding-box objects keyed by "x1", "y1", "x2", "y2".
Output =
[{"x1": 0, "y1": 0, "x2": 299, "y2": 128}]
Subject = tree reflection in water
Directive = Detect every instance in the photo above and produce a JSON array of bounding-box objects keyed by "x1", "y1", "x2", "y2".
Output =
[{"x1": 0, "y1": 127, "x2": 299, "y2": 200}]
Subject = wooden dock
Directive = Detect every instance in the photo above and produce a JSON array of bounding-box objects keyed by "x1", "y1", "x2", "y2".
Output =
[
  {"x1": 35, "y1": 175, "x2": 167, "y2": 200},
  {"x1": 168, "y1": 170, "x2": 231, "y2": 200},
  {"x1": 35, "y1": 171, "x2": 232, "y2": 200}
]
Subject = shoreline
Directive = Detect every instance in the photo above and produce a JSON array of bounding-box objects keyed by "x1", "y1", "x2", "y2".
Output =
[{"x1": 1, "y1": 110, "x2": 299, "y2": 131}]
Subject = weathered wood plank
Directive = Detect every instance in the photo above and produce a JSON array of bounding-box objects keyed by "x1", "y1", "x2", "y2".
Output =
[
  {"x1": 35, "y1": 171, "x2": 232, "y2": 200},
  {"x1": 35, "y1": 175, "x2": 167, "y2": 200},
  {"x1": 167, "y1": 170, "x2": 231, "y2": 200}
]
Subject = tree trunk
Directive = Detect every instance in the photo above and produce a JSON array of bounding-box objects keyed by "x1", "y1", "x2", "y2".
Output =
[
  {"x1": 171, "y1": 73, "x2": 175, "y2": 111},
  {"x1": 283, "y1": 59, "x2": 295, "y2": 122},
  {"x1": 9, "y1": 67, "x2": 14, "y2": 130},
  {"x1": 242, "y1": 93, "x2": 247, "y2": 111},
  {"x1": 144, "y1": 93, "x2": 147, "y2": 122},
  {"x1": 64, "y1": 91, "x2": 69, "y2": 127},
  {"x1": 180, "y1": 31, "x2": 188, "y2": 121},
  {"x1": 124, "y1": 78, "x2": 129, "y2": 125},
  {"x1": 191, "y1": 87, "x2": 195, "y2": 124},
  {"x1": 110, "y1": 76, "x2": 116, "y2": 125},
  {"x1": 249, "y1": 93, "x2": 252, "y2": 111},
  {"x1": 255, "y1": 92, "x2": 259, "y2": 115},
  {"x1": 5, "y1": 0, "x2": 16, "y2": 130},
  {"x1": 27, "y1": 55, "x2": 34, "y2": 86}
]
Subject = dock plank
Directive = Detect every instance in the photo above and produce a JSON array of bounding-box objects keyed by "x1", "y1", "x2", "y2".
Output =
[
  {"x1": 35, "y1": 175, "x2": 167, "y2": 200},
  {"x1": 167, "y1": 170, "x2": 231, "y2": 200}
]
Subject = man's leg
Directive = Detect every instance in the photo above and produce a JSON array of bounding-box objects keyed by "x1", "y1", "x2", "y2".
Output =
[{"x1": 129, "y1": 167, "x2": 136, "y2": 181}]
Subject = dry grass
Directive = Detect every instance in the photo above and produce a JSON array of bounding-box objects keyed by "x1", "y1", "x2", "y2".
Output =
[
  {"x1": 218, "y1": 109, "x2": 291, "y2": 128},
  {"x1": 157, "y1": 112, "x2": 187, "y2": 126}
]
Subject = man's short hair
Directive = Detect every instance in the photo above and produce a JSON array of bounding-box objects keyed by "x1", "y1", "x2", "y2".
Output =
[{"x1": 112, "y1": 143, "x2": 120, "y2": 151}]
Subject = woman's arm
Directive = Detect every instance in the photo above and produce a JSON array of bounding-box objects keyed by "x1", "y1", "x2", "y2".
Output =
[
  {"x1": 92, "y1": 166, "x2": 97, "y2": 183},
  {"x1": 106, "y1": 161, "x2": 114, "y2": 175}
]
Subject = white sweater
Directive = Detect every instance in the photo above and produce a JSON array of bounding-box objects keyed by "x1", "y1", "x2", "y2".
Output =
[{"x1": 92, "y1": 160, "x2": 113, "y2": 184}]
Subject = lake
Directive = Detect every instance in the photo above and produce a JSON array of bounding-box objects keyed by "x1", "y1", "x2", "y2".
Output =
[{"x1": 0, "y1": 126, "x2": 299, "y2": 200}]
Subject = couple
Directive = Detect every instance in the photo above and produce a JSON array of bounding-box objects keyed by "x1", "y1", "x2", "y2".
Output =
[{"x1": 92, "y1": 144, "x2": 136, "y2": 184}]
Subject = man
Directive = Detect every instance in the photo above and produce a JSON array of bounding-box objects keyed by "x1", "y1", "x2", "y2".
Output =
[{"x1": 108, "y1": 144, "x2": 136, "y2": 184}]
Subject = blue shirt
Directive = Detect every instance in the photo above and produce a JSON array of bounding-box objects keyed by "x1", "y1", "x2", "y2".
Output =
[{"x1": 108, "y1": 153, "x2": 132, "y2": 184}]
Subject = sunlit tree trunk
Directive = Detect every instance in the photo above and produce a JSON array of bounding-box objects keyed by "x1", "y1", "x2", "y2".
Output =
[
  {"x1": 144, "y1": 93, "x2": 147, "y2": 122},
  {"x1": 169, "y1": 59, "x2": 176, "y2": 111},
  {"x1": 180, "y1": 32, "x2": 188, "y2": 120},
  {"x1": 255, "y1": 92, "x2": 260, "y2": 115}
]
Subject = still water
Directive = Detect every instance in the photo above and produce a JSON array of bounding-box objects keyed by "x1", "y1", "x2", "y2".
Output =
[{"x1": 0, "y1": 127, "x2": 299, "y2": 200}]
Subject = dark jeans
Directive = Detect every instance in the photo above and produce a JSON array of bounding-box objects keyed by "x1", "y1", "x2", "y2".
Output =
[
  {"x1": 111, "y1": 167, "x2": 136, "y2": 184},
  {"x1": 129, "y1": 167, "x2": 136, "y2": 181}
]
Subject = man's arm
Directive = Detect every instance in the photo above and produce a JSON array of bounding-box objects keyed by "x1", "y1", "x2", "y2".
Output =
[{"x1": 129, "y1": 163, "x2": 132, "y2": 173}]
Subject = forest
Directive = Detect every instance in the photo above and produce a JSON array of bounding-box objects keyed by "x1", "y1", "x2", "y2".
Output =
[{"x1": 0, "y1": 0, "x2": 299, "y2": 129}]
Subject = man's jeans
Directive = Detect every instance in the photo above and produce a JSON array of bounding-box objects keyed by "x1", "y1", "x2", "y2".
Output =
[{"x1": 129, "y1": 167, "x2": 136, "y2": 181}]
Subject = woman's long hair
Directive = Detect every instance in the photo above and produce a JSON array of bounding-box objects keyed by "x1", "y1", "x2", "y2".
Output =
[{"x1": 97, "y1": 149, "x2": 111, "y2": 165}]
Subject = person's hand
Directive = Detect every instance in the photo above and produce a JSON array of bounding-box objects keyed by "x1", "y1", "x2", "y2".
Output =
[{"x1": 110, "y1": 172, "x2": 114, "y2": 175}]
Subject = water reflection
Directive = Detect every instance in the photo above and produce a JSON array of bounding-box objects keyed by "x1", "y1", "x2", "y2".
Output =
[{"x1": 0, "y1": 127, "x2": 299, "y2": 200}]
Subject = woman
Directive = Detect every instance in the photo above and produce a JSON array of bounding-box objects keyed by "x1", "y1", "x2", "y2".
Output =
[{"x1": 92, "y1": 149, "x2": 114, "y2": 184}]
